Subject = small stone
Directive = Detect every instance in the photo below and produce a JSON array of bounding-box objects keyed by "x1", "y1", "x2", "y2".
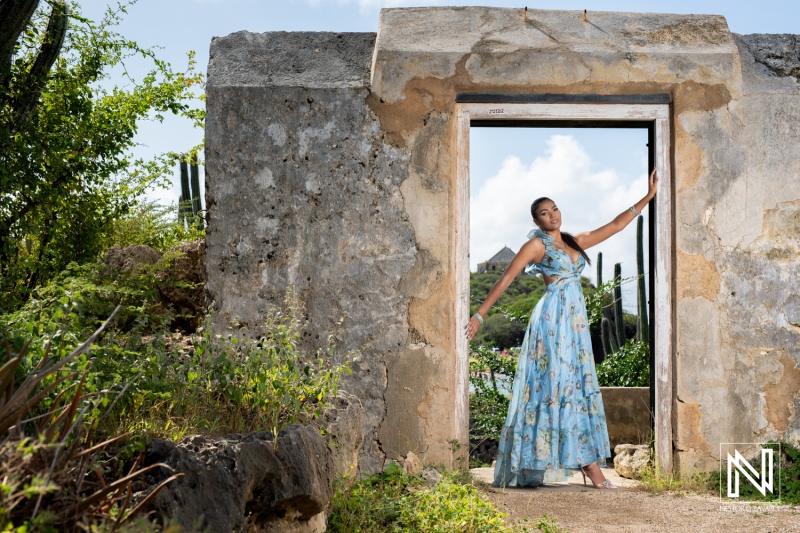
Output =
[
  {"x1": 614, "y1": 444, "x2": 652, "y2": 479},
  {"x1": 403, "y1": 451, "x2": 423, "y2": 475},
  {"x1": 421, "y1": 467, "x2": 442, "y2": 485}
]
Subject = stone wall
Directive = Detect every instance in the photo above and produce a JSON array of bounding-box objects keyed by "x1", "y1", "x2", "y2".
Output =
[
  {"x1": 205, "y1": 31, "x2": 418, "y2": 474},
  {"x1": 205, "y1": 9, "x2": 800, "y2": 476}
]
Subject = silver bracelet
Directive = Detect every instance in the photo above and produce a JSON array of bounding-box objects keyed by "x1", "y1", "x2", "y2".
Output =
[
  {"x1": 472, "y1": 313, "x2": 483, "y2": 325},
  {"x1": 629, "y1": 205, "x2": 640, "y2": 217}
]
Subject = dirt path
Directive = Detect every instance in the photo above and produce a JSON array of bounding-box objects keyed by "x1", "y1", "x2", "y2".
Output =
[{"x1": 470, "y1": 467, "x2": 799, "y2": 532}]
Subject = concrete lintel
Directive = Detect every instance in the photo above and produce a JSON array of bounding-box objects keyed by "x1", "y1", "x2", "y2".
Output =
[{"x1": 208, "y1": 31, "x2": 376, "y2": 89}]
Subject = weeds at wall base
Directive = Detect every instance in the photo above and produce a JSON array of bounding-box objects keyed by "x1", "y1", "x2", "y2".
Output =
[
  {"x1": 633, "y1": 440, "x2": 800, "y2": 506},
  {"x1": 327, "y1": 463, "x2": 570, "y2": 532}
]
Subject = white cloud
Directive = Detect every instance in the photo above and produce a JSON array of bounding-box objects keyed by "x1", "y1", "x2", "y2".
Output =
[{"x1": 470, "y1": 134, "x2": 649, "y2": 311}]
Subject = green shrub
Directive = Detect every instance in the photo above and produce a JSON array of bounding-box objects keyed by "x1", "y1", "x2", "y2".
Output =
[
  {"x1": 595, "y1": 338, "x2": 649, "y2": 387},
  {"x1": 1, "y1": 263, "x2": 352, "y2": 441},
  {"x1": 0, "y1": 309, "x2": 182, "y2": 532},
  {"x1": 469, "y1": 346, "x2": 515, "y2": 460},
  {"x1": 328, "y1": 463, "x2": 566, "y2": 532},
  {"x1": 101, "y1": 291, "x2": 354, "y2": 440},
  {"x1": 106, "y1": 199, "x2": 205, "y2": 252}
]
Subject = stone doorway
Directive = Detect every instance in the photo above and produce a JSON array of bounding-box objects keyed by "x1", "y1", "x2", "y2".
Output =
[{"x1": 454, "y1": 96, "x2": 674, "y2": 473}]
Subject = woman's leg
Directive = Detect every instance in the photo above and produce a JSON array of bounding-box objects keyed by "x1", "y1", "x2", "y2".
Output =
[{"x1": 580, "y1": 462, "x2": 608, "y2": 486}]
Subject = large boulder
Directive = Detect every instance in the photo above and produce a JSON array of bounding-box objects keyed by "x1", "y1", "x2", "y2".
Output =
[
  {"x1": 101, "y1": 240, "x2": 205, "y2": 332},
  {"x1": 321, "y1": 391, "x2": 364, "y2": 490},
  {"x1": 103, "y1": 244, "x2": 163, "y2": 272},
  {"x1": 138, "y1": 425, "x2": 334, "y2": 533},
  {"x1": 156, "y1": 240, "x2": 205, "y2": 331}
]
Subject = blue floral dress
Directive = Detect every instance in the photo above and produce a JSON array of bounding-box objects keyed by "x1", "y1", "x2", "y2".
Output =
[{"x1": 492, "y1": 227, "x2": 611, "y2": 488}]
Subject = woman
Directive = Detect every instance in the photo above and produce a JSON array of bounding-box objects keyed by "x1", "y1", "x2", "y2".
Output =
[{"x1": 465, "y1": 167, "x2": 659, "y2": 489}]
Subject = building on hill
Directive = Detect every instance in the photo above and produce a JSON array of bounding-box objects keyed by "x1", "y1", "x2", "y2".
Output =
[{"x1": 477, "y1": 246, "x2": 517, "y2": 274}]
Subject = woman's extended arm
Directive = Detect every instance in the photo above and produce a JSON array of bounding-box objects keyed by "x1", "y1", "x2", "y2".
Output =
[
  {"x1": 574, "y1": 167, "x2": 659, "y2": 250},
  {"x1": 465, "y1": 237, "x2": 545, "y2": 340}
]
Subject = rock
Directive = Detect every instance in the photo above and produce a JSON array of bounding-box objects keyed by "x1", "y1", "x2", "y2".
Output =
[
  {"x1": 103, "y1": 244, "x2": 162, "y2": 272},
  {"x1": 403, "y1": 451, "x2": 423, "y2": 475},
  {"x1": 100, "y1": 241, "x2": 205, "y2": 332},
  {"x1": 383, "y1": 457, "x2": 401, "y2": 469},
  {"x1": 321, "y1": 390, "x2": 364, "y2": 490},
  {"x1": 137, "y1": 425, "x2": 334, "y2": 533},
  {"x1": 156, "y1": 239, "x2": 205, "y2": 331},
  {"x1": 421, "y1": 467, "x2": 442, "y2": 486},
  {"x1": 738, "y1": 34, "x2": 800, "y2": 80},
  {"x1": 613, "y1": 444, "x2": 652, "y2": 480}
]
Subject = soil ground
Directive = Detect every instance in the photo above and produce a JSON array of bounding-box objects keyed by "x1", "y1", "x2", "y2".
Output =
[{"x1": 469, "y1": 466, "x2": 800, "y2": 532}]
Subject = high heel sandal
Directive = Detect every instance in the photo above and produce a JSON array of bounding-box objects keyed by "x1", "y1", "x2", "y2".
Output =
[{"x1": 580, "y1": 466, "x2": 618, "y2": 489}]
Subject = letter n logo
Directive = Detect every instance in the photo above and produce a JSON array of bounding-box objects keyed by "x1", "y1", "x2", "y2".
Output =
[{"x1": 720, "y1": 442, "x2": 781, "y2": 501}]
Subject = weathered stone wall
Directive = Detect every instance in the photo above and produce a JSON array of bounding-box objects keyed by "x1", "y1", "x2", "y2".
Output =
[
  {"x1": 205, "y1": 31, "x2": 416, "y2": 473},
  {"x1": 206, "y1": 9, "x2": 800, "y2": 476},
  {"x1": 673, "y1": 32, "x2": 800, "y2": 472}
]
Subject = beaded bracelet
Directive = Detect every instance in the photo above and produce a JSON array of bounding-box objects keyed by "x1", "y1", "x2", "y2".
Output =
[{"x1": 472, "y1": 313, "x2": 483, "y2": 325}]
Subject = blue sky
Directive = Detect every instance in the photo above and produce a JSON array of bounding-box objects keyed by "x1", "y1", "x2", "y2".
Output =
[
  {"x1": 76, "y1": 0, "x2": 795, "y2": 309},
  {"x1": 76, "y1": 0, "x2": 798, "y2": 183}
]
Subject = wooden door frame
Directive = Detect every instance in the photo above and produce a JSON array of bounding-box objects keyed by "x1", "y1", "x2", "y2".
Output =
[{"x1": 453, "y1": 98, "x2": 674, "y2": 474}]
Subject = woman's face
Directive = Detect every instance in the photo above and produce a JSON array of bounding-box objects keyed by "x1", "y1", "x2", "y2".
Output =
[{"x1": 534, "y1": 200, "x2": 562, "y2": 231}]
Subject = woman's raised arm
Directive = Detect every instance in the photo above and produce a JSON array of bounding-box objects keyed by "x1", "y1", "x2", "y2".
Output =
[
  {"x1": 574, "y1": 167, "x2": 659, "y2": 250},
  {"x1": 465, "y1": 237, "x2": 545, "y2": 340}
]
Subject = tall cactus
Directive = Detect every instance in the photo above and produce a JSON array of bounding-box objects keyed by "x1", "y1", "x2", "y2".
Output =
[
  {"x1": 596, "y1": 251, "x2": 603, "y2": 287},
  {"x1": 636, "y1": 216, "x2": 650, "y2": 343},
  {"x1": 189, "y1": 159, "x2": 204, "y2": 229},
  {"x1": 601, "y1": 316, "x2": 618, "y2": 356},
  {"x1": 613, "y1": 262, "x2": 625, "y2": 347},
  {"x1": 179, "y1": 160, "x2": 191, "y2": 225}
]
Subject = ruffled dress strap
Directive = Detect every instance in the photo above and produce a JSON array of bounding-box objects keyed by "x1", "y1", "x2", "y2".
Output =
[
  {"x1": 524, "y1": 227, "x2": 552, "y2": 276},
  {"x1": 527, "y1": 227, "x2": 553, "y2": 245}
]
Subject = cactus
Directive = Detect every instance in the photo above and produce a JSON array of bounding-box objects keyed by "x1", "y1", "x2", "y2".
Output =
[
  {"x1": 190, "y1": 159, "x2": 202, "y2": 226},
  {"x1": 601, "y1": 316, "x2": 618, "y2": 356},
  {"x1": 596, "y1": 251, "x2": 603, "y2": 287},
  {"x1": 636, "y1": 216, "x2": 650, "y2": 343},
  {"x1": 613, "y1": 262, "x2": 625, "y2": 347},
  {"x1": 179, "y1": 160, "x2": 191, "y2": 225}
]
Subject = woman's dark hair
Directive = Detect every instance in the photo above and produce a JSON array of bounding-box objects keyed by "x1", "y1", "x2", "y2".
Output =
[{"x1": 531, "y1": 197, "x2": 591, "y2": 265}]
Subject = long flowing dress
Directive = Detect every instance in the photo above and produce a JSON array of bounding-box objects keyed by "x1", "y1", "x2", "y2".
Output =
[{"x1": 492, "y1": 227, "x2": 611, "y2": 488}]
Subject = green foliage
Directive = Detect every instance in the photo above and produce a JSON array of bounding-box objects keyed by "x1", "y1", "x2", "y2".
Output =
[
  {"x1": 0, "y1": 309, "x2": 181, "y2": 532},
  {"x1": 469, "y1": 346, "x2": 515, "y2": 445},
  {"x1": 100, "y1": 292, "x2": 354, "y2": 439},
  {"x1": 470, "y1": 313, "x2": 525, "y2": 351},
  {"x1": 0, "y1": 256, "x2": 178, "y2": 342},
  {"x1": 470, "y1": 270, "x2": 593, "y2": 350},
  {"x1": 328, "y1": 463, "x2": 565, "y2": 532},
  {"x1": 595, "y1": 338, "x2": 649, "y2": 387},
  {"x1": 0, "y1": 1, "x2": 204, "y2": 312},
  {"x1": 583, "y1": 275, "x2": 637, "y2": 330},
  {"x1": 1, "y1": 261, "x2": 350, "y2": 441},
  {"x1": 106, "y1": 199, "x2": 205, "y2": 252}
]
